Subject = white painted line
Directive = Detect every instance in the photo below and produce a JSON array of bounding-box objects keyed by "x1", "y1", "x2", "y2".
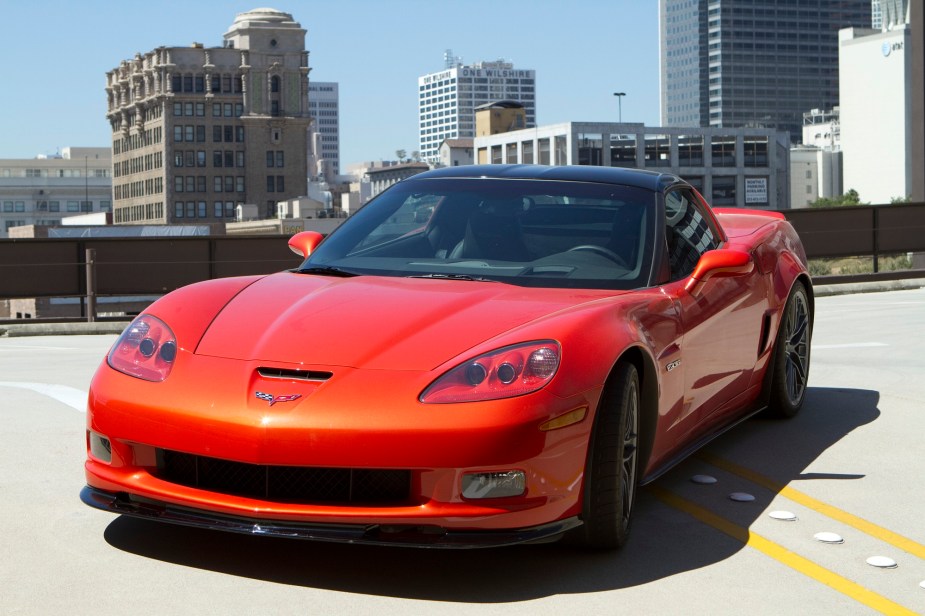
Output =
[
  {"x1": 0, "y1": 381, "x2": 87, "y2": 412},
  {"x1": 0, "y1": 344, "x2": 78, "y2": 351},
  {"x1": 813, "y1": 343, "x2": 889, "y2": 350}
]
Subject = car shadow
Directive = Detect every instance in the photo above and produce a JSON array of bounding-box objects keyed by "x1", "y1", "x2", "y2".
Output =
[{"x1": 103, "y1": 386, "x2": 879, "y2": 601}]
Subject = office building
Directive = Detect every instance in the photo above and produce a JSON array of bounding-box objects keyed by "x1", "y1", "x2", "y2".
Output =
[
  {"x1": 839, "y1": 14, "x2": 912, "y2": 203},
  {"x1": 659, "y1": 0, "x2": 871, "y2": 139},
  {"x1": 474, "y1": 122, "x2": 791, "y2": 209},
  {"x1": 418, "y1": 58, "x2": 536, "y2": 163},
  {"x1": 308, "y1": 81, "x2": 340, "y2": 178},
  {"x1": 0, "y1": 147, "x2": 112, "y2": 238},
  {"x1": 105, "y1": 8, "x2": 311, "y2": 225}
]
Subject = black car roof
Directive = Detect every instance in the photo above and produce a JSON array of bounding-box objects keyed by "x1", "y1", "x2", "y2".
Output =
[{"x1": 411, "y1": 164, "x2": 684, "y2": 192}]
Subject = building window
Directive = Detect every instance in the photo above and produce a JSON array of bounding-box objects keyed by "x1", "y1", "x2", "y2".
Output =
[
  {"x1": 49, "y1": 201, "x2": 60, "y2": 212},
  {"x1": 644, "y1": 135, "x2": 670, "y2": 167},
  {"x1": 236, "y1": 151, "x2": 245, "y2": 167},
  {"x1": 712, "y1": 136, "x2": 736, "y2": 167},
  {"x1": 224, "y1": 151, "x2": 234, "y2": 167},
  {"x1": 712, "y1": 176, "x2": 736, "y2": 206},
  {"x1": 214, "y1": 201, "x2": 225, "y2": 217},
  {"x1": 235, "y1": 126, "x2": 244, "y2": 142},
  {"x1": 67, "y1": 201, "x2": 79, "y2": 212},
  {"x1": 266, "y1": 151, "x2": 275, "y2": 167},
  {"x1": 214, "y1": 177, "x2": 223, "y2": 192},
  {"x1": 743, "y1": 137, "x2": 769, "y2": 167},
  {"x1": 186, "y1": 202, "x2": 196, "y2": 218},
  {"x1": 213, "y1": 151, "x2": 223, "y2": 167},
  {"x1": 100, "y1": 201, "x2": 111, "y2": 212},
  {"x1": 271, "y1": 101, "x2": 280, "y2": 117},
  {"x1": 213, "y1": 126, "x2": 222, "y2": 142},
  {"x1": 267, "y1": 176, "x2": 275, "y2": 192},
  {"x1": 197, "y1": 151, "x2": 206, "y2": 167},
  {"x1": 175, "y1": 202, "x2": 184, "y2": 218},
  {"x1": 236, "y1": 176, "x2": 245, "y2": 192},
  {"x1": 212, "y1": 103, "x2": 222, "y2": 117},
  {"x1": 678, "y1": 136, "x2": 704, "y2": 167},
  {"x1": 271, "y1": 75, "x2": 280, "y2": 93},
  {"x1": 521, "y1": 141, "x2": 534, "y2": 164},
  {"x1": 578, "y1": 133, "x2": 603, "y2": 166}
]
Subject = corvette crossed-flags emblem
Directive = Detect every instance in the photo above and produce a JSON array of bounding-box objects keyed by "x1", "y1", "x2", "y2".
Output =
[{"x1": 255, "y1": 391, "x2": 302, "y2": 406}]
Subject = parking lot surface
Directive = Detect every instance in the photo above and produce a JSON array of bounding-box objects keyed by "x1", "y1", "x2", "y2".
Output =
[{"x1": 1, "y1": 287, "x2": 924, "y2": 615}]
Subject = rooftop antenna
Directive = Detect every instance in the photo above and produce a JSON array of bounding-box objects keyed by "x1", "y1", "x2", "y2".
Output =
[{"x1": 444, "y1": 49, "x2": 461, "y2": 69}]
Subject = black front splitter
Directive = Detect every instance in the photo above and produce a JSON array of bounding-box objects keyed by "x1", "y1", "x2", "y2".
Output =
[{"x1": 80, "y1": 486, "x2": 581, "y2": 549}]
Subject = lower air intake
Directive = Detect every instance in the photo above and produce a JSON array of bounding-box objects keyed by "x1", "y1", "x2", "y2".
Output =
[{"x1": 155, "y1": 449, "x2": 411, "y2": 505}]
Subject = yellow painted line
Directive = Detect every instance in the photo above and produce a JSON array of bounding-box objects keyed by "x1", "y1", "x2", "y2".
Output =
[
  {"x1": 650, "y1": 487, "x2": 918, "y2": 616},
  {"x1": 696, "y1": 452, "x2": 925, "y2": 561}
]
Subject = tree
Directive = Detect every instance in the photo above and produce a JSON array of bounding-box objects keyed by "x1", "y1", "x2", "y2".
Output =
[
  {"x1": 809, "y1": 189, "x2": 864, "y2": 208},
  {"x1": 395, "y1": 149, "x2": 407, "y2": 163},
  {"x1": 890, "y1": 195, "x2": 911, "y2": 204}
]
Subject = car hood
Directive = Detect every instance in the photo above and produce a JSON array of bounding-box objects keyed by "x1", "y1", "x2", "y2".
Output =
[{"x1": 195, "y1": 272, "x2": 619, "y2": 371}]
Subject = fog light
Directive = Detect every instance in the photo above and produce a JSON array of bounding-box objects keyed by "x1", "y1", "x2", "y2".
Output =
[
  {"x1": 461, "y1": 471, "x2": 526, "y2": 499},
  {"x1": 88, "y1": 430, "x2": 112, "y2": 463}
]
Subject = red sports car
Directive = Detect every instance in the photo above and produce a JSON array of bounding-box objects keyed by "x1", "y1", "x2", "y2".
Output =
[{"x1": 82, "y1": 165, "x2": 812, "y2": 549}]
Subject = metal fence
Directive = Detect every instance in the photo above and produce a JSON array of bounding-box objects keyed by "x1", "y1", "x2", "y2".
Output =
[{"x1": 1, "y1": 202, "x2": 924, "y2": 322}]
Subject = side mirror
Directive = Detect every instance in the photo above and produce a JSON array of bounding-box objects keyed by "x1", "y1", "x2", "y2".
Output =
[
  {"x1": 684, "y1": 249, "x2": 753, "y2": 295},
  {"x1": 288, "y1": 231, "x2": 324, "y2": 258}
]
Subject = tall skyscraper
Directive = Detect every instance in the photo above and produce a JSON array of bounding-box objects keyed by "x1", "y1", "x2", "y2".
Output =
[
  {"x1": 308, "y1": 81, "x2": 340, "y2": 177},
  {"x1": 418, "y1": 57, "x2": 536, "y2": 163},
  {"x1": 659, "y1": 0, "x2": 871, "y2": 140},
  {"x1": 105, "y1": 8, "x2": 311, "y2": 224}
]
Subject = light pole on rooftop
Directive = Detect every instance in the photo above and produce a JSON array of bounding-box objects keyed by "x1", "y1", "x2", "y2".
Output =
[{"x1": 613, "y1": 92, "x2": 626, "y2": 123}]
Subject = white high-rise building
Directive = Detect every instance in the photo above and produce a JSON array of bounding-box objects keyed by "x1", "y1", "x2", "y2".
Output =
[
  {"x1": 308, "y1": 81, "x2": 340, "y2": 177},
  {"x1": 418, "y1": 57, "x2": 536, "y2": 163}
]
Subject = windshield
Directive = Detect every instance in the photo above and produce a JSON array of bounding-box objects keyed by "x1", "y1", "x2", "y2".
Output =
[{"x1": 302, "y1": 177, "x2": 657, "y2": 290}]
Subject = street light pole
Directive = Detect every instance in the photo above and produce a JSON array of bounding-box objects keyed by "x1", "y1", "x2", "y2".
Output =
[{"x1": 613, "y1": 92, "x2": 626, "y2": 123}]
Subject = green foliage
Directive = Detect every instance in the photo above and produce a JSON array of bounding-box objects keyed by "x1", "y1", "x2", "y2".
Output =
[
  {"x1": 890, "y1": 195, "x2": 911, "y2": 204},
  {"x1": 808, "y1": 189, "x2": 864, "y2": 208}
]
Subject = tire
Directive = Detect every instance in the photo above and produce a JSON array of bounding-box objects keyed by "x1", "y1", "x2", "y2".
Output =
[
  {"x1": 768, "y1": 281, "x2": 812, "y2": 418},
  {"x1": 575, "y1": 362, "x2": 640, "y2": 549}
]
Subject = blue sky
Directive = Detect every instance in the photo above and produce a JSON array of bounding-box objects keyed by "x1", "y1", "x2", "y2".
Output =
[{"x1": 0, "y1": 0, "x2": 660, "y2": 165}]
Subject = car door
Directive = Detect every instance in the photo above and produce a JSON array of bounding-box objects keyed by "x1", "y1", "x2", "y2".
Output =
[{"x1": 659, "y1": 188, "x2": 766, "y2": 441}]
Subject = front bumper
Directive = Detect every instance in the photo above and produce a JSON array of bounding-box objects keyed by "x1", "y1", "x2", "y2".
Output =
[{"x1": 80, "y1": 486, "x2": 581, "y2": 548}]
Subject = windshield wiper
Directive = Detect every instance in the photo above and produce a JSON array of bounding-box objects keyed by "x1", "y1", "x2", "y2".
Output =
[
  {"x1": 296, "y1": 266, "x2": 359, "y2": 277},
  {"x1": 408, "y1": 273, "x2": 500, "y2": 282}
]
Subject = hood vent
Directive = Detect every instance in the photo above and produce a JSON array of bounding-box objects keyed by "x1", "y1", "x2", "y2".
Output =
[{"x1": 257, "y1": 367, "x2": 333, "y2": 382}]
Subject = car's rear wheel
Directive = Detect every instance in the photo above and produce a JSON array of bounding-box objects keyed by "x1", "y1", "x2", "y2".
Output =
[
  {"x1": 575, "y1": 362, "x2": 640, "y2": 549},
  {"x1": 768, "y1": 281, "x2": 811, "y2": 418}
]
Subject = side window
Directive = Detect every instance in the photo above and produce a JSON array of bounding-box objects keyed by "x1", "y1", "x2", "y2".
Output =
[{"x1": 664, "y1": 189, "x2": 719, "y2": 281}]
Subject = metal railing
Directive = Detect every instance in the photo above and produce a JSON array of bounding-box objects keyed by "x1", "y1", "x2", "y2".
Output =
[{"x1": 1, "y1": 202, "x2": 924, "y2": 322}]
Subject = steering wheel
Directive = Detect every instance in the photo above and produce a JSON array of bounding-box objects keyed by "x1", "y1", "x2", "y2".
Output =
[{"x1": 567, "y1": 245, "x2": 627, "y2": 267}]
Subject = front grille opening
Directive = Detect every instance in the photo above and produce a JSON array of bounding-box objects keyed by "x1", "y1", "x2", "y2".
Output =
[
  {"x1": 154, "y1": 449, "x2": 411, "y2": 505},
  {"x1": 257, "y1": 367, "x2": 333, "y2": 382}
]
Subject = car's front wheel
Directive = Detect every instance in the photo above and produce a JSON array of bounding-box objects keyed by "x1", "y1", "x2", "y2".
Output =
[
  {"x1": 768, "y1": 281, "x2": 812, "y2": 418},
  {"x1": 575, "y1": 362, "x2": 640, "y2": 549}
]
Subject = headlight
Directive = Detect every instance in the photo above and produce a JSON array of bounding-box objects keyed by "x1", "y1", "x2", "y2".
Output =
[
  {"x1": 107, "y1": 314, "x2": 178, "y2": 382},
  {"x1": 420, "y1": 341, "x2": 560, "y2": 404}
]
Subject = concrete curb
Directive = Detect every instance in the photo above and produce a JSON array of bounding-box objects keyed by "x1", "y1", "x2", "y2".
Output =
[
  {"x1": 0, "y1": 322, "x2": 129, "y2": 338},
  {"x1": 813, "y1": 278, "x2": 925, "y2": 297}
]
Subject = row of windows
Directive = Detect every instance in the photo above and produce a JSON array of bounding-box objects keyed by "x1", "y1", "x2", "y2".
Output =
[
  {"x1": 171, "y1": 125, "x2": 246, "y2": 143},
  {"x1": 114, "y1": 152, "x2": 163, "y2": 178},
  {"x1": 170, "y1": 74, "x2": 243, "y2": 95},
  {"x1": 172, "y1": 175, "x2": 245, "y2": 194},
  {"x1": 3, "y1": 168, "x2": 110, "y2": 179},
  {"x1": 174, "y1": 201, "x2": 238, "y2": 219},
  {"x1": 114, "y1": 202, "x2": 164, "y2": 223},
  {"x1": 114, "y1": 177, "x2": 164, "y2": 201},
  {"x1": 172, "y1": 101, "x2": 245, "y2": 118},
  {"x1": 172, "y1": 150, "x2": 245, "y2": 168},
  {"x1": 3, "y1": 200, "x2": 111, "y2": 213},
  {"x1": 113, "y1": 127, "x2": 163, "y2": 154}
]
